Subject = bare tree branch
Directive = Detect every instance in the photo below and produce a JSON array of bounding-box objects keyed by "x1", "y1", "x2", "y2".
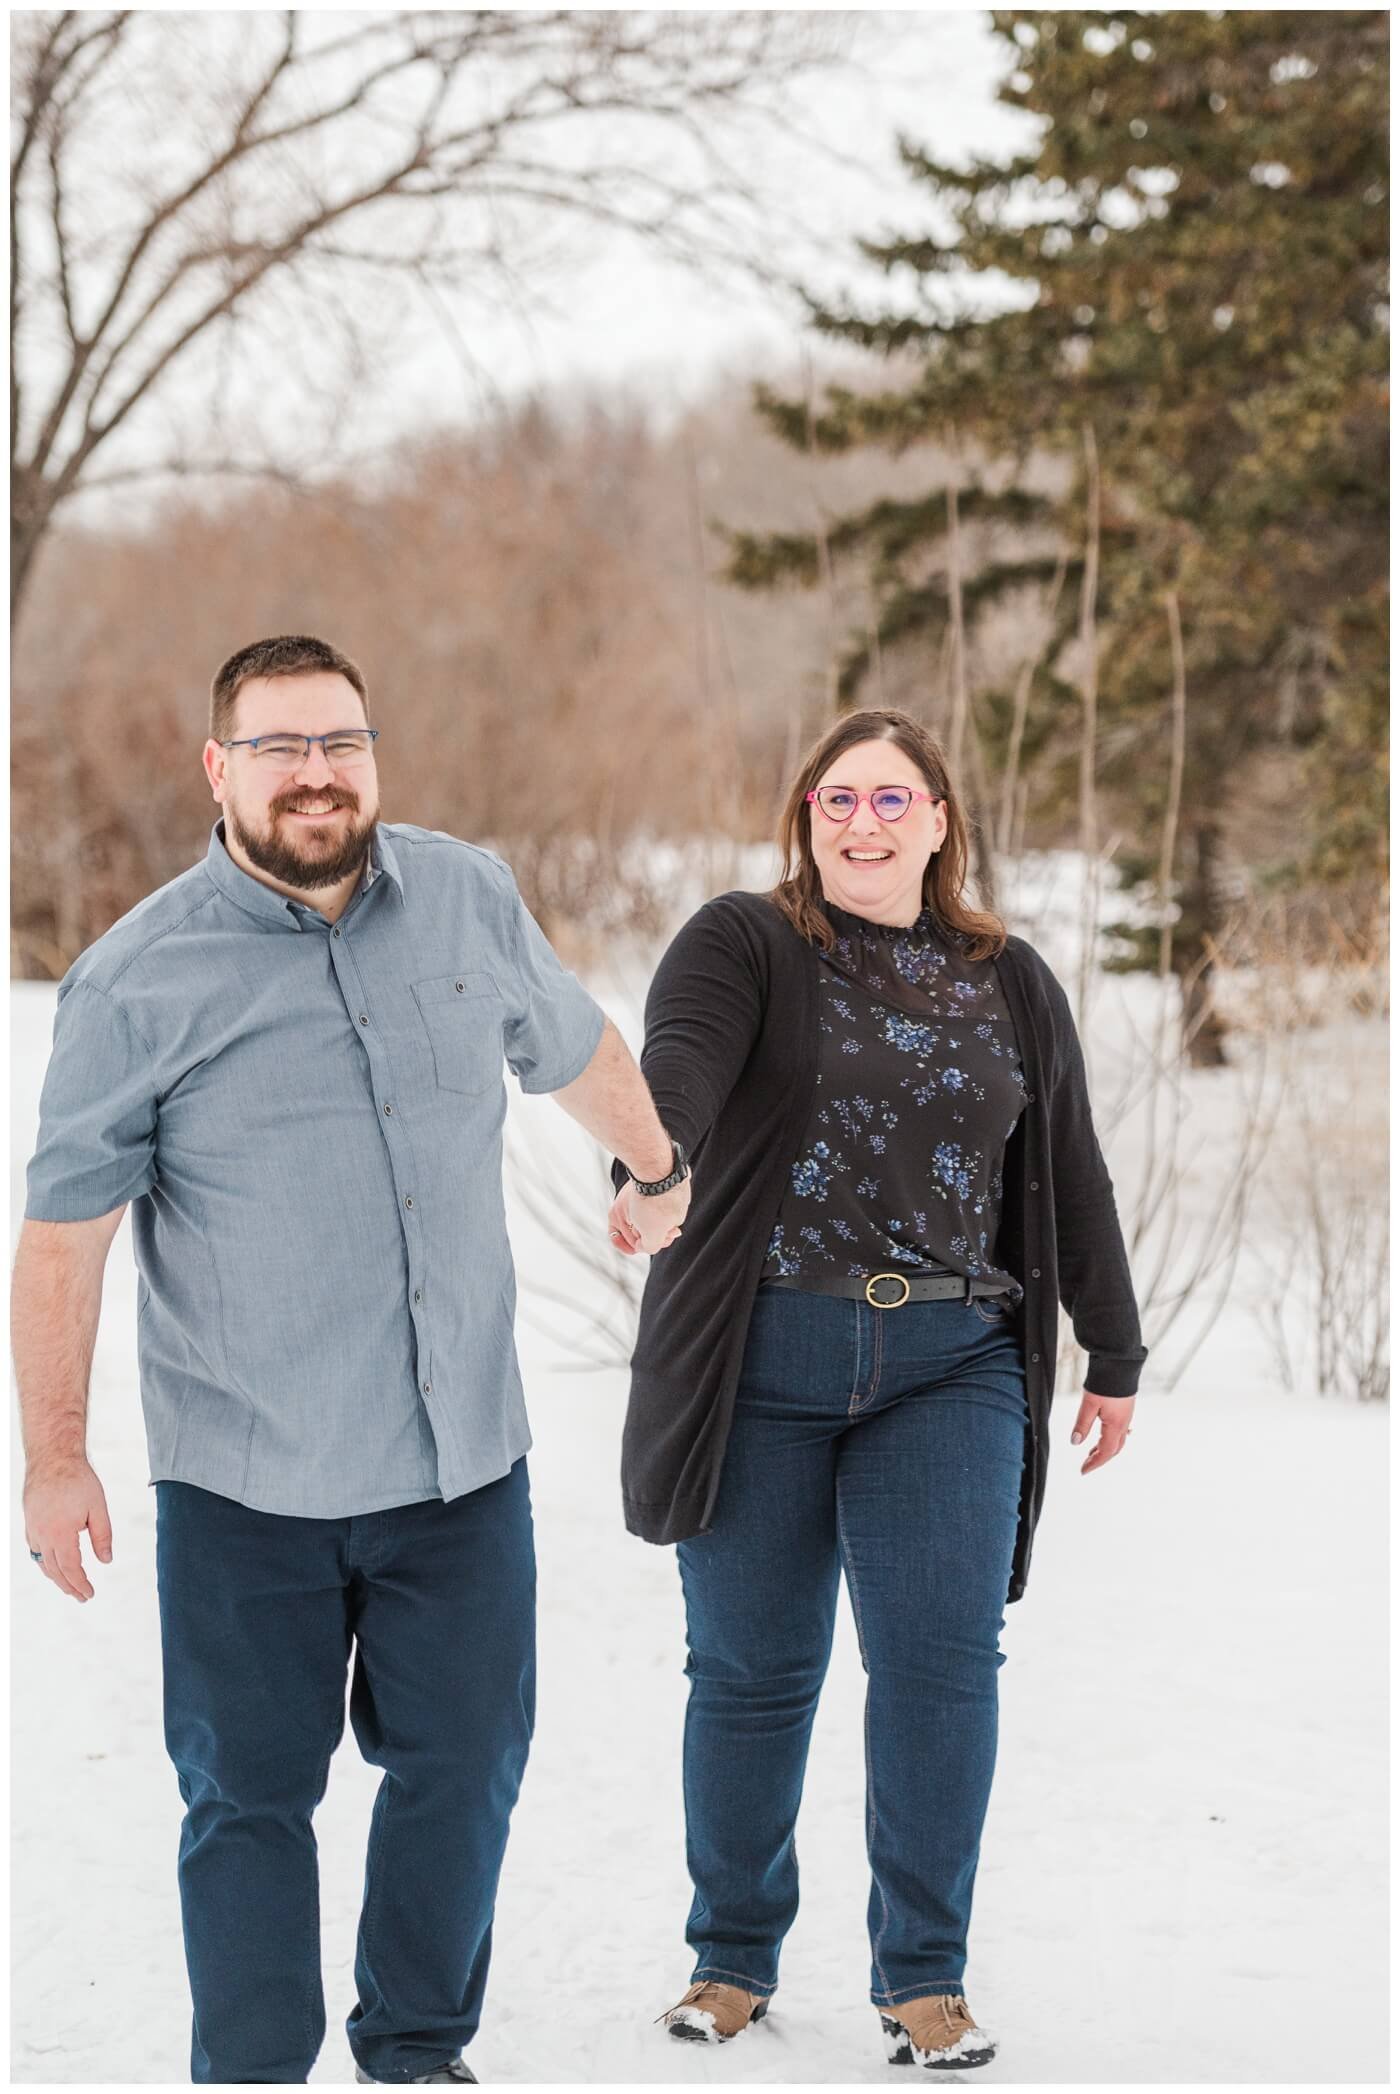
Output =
[
  {"x1": 12, "y1": 7, "x2": 852, "y2": 622},
  {"x1": 11, "y1": 13, "x2": 130, "y2": 456}
]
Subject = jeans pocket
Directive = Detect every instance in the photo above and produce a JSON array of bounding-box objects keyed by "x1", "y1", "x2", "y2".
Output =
[{"x1": 970, "y1": 1293, "x2": 1012, "y2": 1325}]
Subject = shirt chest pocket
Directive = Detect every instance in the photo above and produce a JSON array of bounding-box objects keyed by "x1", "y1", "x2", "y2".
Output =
[{"x1": 412, "y1": 971, "x2": 504, "y2": 1097}]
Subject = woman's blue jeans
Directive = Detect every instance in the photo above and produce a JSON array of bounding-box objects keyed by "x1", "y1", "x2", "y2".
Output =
[{"x1": 676, "y1": 1284, "x2": 1027, "y2": 2008}]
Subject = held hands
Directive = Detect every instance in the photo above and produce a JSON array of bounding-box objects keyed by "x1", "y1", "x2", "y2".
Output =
[
  {"x1": 1069, "y1": 1392, "x2": 1135, "y2": 1474},
  {"x1": 23, "y1": 1458, "x2": 113, "y2": 1602},
  {"x1": 608, "y1": 1173, "x2": 690, "y2": 1256}
]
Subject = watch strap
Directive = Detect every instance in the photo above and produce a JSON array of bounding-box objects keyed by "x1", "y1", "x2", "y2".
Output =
[{"x1": 631, "y1": 1138, "x2": 690, "y2": 1197}]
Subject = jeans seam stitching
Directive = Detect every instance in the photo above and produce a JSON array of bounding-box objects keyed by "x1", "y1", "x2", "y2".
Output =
[
  {"x1": 356, "y1": 1750, "x2": 396, "y2": 2056},
  {"x1": 691, "y1": 1963, "x2": 777, "y2": 1996},
  {"x1": 848, "y1": 1306, "x2": 862, "y2": 1416},
  {"x1": 304, "y1": 1726, "x2": 339, "y2": 2065},
  {"x1": 835, "y1": 1473, "x2": 895, "y2": 2002},
  {"x1": 874, "y1": 1982, "x2": 968, "y2": 2006}
]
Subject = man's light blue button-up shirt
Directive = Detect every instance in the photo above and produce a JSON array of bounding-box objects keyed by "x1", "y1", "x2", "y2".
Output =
[{"x1": 24, "y1": 820, "x2": 608, "y2": 1517}]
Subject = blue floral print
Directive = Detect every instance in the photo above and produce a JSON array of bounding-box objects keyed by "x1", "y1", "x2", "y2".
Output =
[
  {"x1": 760, "y1": 899, "x2": 1028, "y2": 1296},
  {"x1": 883, "y1": 1012, "x2": 938, "y2": 1055},
  {"x1": 931, "y1": 1141, "x2": 975, "y2": 1198},
  {"x1": 789, "y1": 1136, "x2": 847, "y2": 1200},
  {"x1": 765, "y1": 1222, "x2": 802, "y2": 1276}
]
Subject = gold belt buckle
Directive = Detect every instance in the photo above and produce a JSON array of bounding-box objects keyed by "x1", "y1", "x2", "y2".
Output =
[{"x1": 865, "y1": 1271, "x2": 911, "y2": 1309}]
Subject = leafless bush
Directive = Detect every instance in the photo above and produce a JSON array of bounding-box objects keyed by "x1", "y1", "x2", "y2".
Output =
[
  {"x1": 10, "y1": 374, "x2": 970, "y2": 977},
  {"x1": 1067, "y1": 961, "x2": 1286, "y2": 1396},
  {"x1": 506, "y1": 1114, "x2": 645, "y2": 1373},
  {"x1": 1233, "y1": 897, "x2": 1389, "y2": 1402}
]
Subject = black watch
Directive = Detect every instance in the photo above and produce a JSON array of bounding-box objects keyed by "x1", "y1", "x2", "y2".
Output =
[{"x1": 630, "y1": 1138, "x2": 690, "y2": 1197}]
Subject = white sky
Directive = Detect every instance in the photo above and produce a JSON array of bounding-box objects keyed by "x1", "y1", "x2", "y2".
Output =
[
  {"x1": 399, "y1": 10, "x2": 1032, "y2": 423},
  {"x1": 24, "y1": 10, "x2": 1039, "y2": 522}
]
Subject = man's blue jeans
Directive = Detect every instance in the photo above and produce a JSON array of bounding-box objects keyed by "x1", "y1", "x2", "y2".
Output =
[
  {"x1": 677, "y1": 1285, "x2": 1027, "y2": 2007},
  {"x1": 155, "y1": 1460, "x2": 535, "y2": 2083}
]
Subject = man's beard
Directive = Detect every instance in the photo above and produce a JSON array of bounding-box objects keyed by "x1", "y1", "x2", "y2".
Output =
[{"x1": 226, "y1": 786, "x2": 379, "y2": 892}]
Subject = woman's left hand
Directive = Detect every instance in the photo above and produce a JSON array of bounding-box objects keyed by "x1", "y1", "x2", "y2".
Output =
[{"x1": 1069, "y1": 1392, "x2": 1135, "y2": 1473}]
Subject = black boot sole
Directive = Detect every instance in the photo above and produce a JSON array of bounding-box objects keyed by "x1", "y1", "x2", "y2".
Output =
[
  {"x1": 881, "y1": 2013, "x2": 996, "y2": 2071},
  {"x1": 668, "y1": 1998, "x2": 770, "y2": 2044}
]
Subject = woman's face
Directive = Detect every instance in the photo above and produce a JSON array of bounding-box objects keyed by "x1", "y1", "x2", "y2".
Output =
[{"x1": 808, "y1": 738, "x2": 948, "y2": 926}]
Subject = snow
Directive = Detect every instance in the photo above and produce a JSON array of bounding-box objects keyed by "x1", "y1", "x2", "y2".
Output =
[
  {"x1": 9, "y1": 852, "x2": 1389, "y2": 2084},
  {"x1": 881, "y1": 2015, "x2": 996, "y2": 2069},
  {"x1": 666, "y1": 2009, "x2": 721, "y2": 2044}
]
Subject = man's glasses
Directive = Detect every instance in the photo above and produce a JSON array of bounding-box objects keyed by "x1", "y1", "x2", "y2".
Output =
[
  {"x1": 219, "y1": 730, "x2": 380, "y2": 768},
  {"x1": 807, "y1": 785, "x2": 941, "y2": 823}
]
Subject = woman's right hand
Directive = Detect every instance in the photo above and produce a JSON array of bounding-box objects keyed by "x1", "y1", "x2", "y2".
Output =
[{"x1": 607, "y1": 1184, "x2": 642, "y2": 1254}]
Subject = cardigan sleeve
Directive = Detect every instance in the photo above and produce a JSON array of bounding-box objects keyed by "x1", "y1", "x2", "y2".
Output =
[
  {"x1": 1037, "y1": 958, "x2": 1149, "y2": 1398},
  {"x1": 610, "y1": 895, "x2": 765, "y2": 1194}
]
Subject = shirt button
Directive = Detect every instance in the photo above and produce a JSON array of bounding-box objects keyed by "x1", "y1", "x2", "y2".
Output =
[
  {"x1": 1030, "y1": 1180, "x2": 1039, "y2": 1191},
  {"x1": 333, "y1": 928, "x2": 341, "y2": 939},
  {"x1": 413, "y1": 1289, "x2": 423, "y2": 1304},
  {"x1": 1031, "y1": 1268, "x2": 1041, "y2": 1279},
  {"x1": 358, "y1": 1012, "x2": 369, "y2": 1026},
  {"x1": 454, "y1": 980, "x2": 465, "y2": 993},
  {"x1": 404, "y1": 1195, "x2": 414, "y2": 1210},
  {"x1": 1031, "y1": 1352, "x2": 1041, "y2": 1363},
  {"x1": 422, "y1": 1381, "x2": 432, "y2": 1396},
  {"x1": 383, "y1": 1103, "x2": 394, "y2": 1116}
]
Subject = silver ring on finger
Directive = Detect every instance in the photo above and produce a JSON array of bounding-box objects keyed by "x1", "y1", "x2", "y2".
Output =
[{"x1": 29, "y1": 1549, "x2": 42, "y2": 1563}]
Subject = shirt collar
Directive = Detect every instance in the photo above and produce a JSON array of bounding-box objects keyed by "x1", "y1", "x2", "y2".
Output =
[
  {"x1": 204, "y1": 819, "x2": 403, "y2": 929},
  {"x1": 366, "y1": 824, "x2": 403, "y2": 897}
]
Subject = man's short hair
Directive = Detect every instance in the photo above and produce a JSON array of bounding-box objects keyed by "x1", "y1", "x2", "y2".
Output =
[{"x1": 210, "y1": 635, "x2": 370, "y2": 742}]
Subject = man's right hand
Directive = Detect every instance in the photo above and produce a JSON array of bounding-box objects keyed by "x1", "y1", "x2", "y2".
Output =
[
  {"x1": 23, "y1": 1460, "x2": 113, "y2": 1602},
  {"x1": 623, "y1": 1172, "x2": 690, "y2": 1255},
  {"x1": 608, "y1": 1178, "x2": 689, "y2": 1256}
]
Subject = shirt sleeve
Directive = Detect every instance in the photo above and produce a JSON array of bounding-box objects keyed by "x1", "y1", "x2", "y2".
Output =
[
  {"x1": 24, "y1": 979, "x2": 159, "y2": 1222},
  {"x1": 501, "y1": 881, "x2": 607, "y2": 1095}
]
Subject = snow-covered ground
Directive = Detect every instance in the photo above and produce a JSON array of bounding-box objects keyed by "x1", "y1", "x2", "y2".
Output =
[{"x1": 9, "y1": 852, "x2": 1389, "y2": 2084}]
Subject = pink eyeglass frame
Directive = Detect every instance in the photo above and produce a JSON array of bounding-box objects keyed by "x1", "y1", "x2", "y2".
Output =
[{"x1": 806, "y1": 786, "x2": 942, "y2": 824}]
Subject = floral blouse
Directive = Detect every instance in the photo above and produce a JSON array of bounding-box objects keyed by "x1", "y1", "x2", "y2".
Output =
[{"x1": 760, "y1": 898, "x2": 1029, "y2": 1300}]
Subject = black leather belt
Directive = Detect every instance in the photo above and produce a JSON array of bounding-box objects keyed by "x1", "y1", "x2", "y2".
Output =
[{"x1": 760, "y1": 1270, "x2": 1012, "y2": 1310}]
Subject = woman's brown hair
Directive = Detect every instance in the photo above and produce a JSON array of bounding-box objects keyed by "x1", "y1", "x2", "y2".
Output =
[{"x1": 768, "y1": 708, "x2": 1008, "y2": 961}]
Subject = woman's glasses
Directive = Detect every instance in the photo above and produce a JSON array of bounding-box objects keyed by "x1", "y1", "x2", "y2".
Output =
[{"x1": 807, "y1": 786, "x2": 941, "y2": 824}]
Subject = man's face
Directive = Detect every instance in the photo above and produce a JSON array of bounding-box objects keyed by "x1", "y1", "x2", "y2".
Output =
[{"x1": 203, "y1": 672, "x2": 381, "y2": 892}]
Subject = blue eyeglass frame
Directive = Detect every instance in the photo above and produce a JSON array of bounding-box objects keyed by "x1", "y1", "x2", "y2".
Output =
[{"x1": 218, "y1": 730, "x2": 381, "y2": 760}]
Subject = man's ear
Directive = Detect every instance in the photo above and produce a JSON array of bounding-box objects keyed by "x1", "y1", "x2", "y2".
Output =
[{"x1": 202, "y1": 739, "x2": 227, "y2": 803}]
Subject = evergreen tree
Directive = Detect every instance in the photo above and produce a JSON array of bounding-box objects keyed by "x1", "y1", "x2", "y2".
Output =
[{"x1": 725, "y1": 11, "x2": 1387, "y2": 1061}]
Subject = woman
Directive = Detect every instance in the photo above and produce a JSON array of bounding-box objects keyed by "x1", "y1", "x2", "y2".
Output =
[{"x1": 607, "y1": 709, "x2": 1147, "y2": 2072}]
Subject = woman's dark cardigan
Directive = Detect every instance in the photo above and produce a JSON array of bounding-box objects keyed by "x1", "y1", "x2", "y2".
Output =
[{"x1": 611, "y1": 889, "x2": 1147, "y2": 1604}]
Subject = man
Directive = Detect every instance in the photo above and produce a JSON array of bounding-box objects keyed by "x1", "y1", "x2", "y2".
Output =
[{"x1": 14, "y1": 634, "x2": 691, "y2": 2085}]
